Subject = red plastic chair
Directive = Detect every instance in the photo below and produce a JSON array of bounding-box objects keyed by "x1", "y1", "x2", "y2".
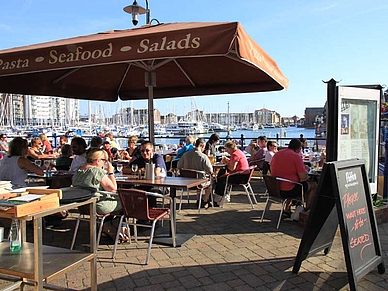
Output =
[{"x1": 113, "y1": 188, "x2": 175, "y2": 265}]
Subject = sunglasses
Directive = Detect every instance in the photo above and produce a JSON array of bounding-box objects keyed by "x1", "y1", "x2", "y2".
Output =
[{"x1": 141, "y1": 149, "x2": 152, "y2": 153}]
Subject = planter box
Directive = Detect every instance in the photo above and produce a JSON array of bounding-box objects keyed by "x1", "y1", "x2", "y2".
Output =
[{"x1": 374, "y1": 204, "x2": 388, "y2": 224}]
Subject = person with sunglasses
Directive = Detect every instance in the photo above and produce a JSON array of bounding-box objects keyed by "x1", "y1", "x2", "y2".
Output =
[
  {"x1": 72, "y1": 148, "x2": 120, "y2": 215},
  {"x1": 0, "y1": 133, "x2": 8, "y2": 153},
  {"x1": 128, "y1": 141, "x2": 167, "y2": 207},
  {"x1": 27, "y1": 137, "x2": 56, "y2": 161}
]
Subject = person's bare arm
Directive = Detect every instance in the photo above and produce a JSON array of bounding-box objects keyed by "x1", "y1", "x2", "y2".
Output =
[
  {"x1": 0, "y1": 144, "x2": 7, "y2": 151},
  {"x1": 226, "y1": 159, "x2": 238, "y2": 172},
  {"x1": 18, "y1": 157, "x2": 44, "y2": 175},
  {"x1": 298, "y1": 171, "x2": 309, "y2": 182},
  {"x1": 100, "y1": 175, "x2": 116, "y2": 192},
  {"x1": 100, "y1": 162, "x2": 116, "y2": 191},
  {"x1": 28, "y1": 148, "x2": 54, "y2": 159},
  {"x1": 155, "y1": 167, "x2": 163, "y2": 177}
]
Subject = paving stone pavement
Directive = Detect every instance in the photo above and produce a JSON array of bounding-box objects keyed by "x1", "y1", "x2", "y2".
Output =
[{"x1": 1, "y1": 179, "x2": 388, "y2": 290}]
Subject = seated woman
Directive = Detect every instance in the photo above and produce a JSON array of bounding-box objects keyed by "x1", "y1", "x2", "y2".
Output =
[
  {"x1": 0, "y1": 137, "x2": 44, "y2": 187},
  {"x1": 72, "y1": 148, "x2": 121, "y2": 215},
  {"x1": 213, "y1": 141, "x2": 249, "y2": 205},
  {"x1": 28, "y1": 137, "x2": 56, "y2": 161},
  {"x1": 119, "y1": 135, "x2": 141, "y2": 162},
  {"x1": 39, "y1": 133, "x2": 53, "y2": 154},
  {"x1": 204, "y1": 133, "x2": 220, "y2": 158},
  {"x1": 55, "y1": 144, "x2": 73, "y2": 171}
]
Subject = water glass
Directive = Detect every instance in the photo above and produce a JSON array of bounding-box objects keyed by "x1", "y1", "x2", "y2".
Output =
[
  {"x1": 116, "y1": 163, "x2": 123, "y2": 177},
  {"x1": 44, "y1": 160, "x2": 51, "y2": 170},
  {"x1": 131, "y1": 164, "x2": 138, "y2": 179},
  {"x1": 34, "y1": 160, "x2": 42, "y2": 167}
]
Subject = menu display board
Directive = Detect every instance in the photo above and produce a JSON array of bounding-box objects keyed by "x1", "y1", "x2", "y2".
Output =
[
  {"x1": 337, "y1": 165, "x2": 376, "y2": 272},
  {"x1": 293, "y1": 159, "x2": 384, "y2": 291},
  {"x1": 338, "y1": 86, "x2": 380, "y2": 194}
]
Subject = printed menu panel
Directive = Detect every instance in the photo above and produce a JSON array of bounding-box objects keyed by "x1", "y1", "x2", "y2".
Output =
[{"x1": 338, "y1": 86, "x2": 380, "y2": 193}]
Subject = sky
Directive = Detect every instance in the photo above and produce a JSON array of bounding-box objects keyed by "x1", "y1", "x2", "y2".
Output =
[{"x1": 0, "y1": 0, "x2": 386, "y2": 118}]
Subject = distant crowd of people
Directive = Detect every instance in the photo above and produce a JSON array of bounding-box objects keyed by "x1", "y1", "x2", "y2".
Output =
[{"x1": 0, "y1": 130, "x2": 322, "y2": 221}]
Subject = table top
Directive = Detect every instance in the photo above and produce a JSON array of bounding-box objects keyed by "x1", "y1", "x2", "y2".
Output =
[
  {"x1": 213, "y1": 162, "x2": 226, "y2": 168},
  {"x1": 116, "y1": 175, "x2": 208, "y2": 189},
  {"x1": 28, "y1": 171, "x2": 72, "y2": 179},
  {"x1": 308, "y1": 169, "x2": 322, "y2": 177}
]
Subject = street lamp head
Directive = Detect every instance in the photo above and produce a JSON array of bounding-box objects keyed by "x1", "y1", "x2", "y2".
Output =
[{"x1": 123, "y1": 0, "x2": 148, "y2": 26}]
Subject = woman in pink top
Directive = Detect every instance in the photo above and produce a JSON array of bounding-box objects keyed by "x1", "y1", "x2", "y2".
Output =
[{"x1": 214, "y1": 141, "x2": 249, "y2": 203}]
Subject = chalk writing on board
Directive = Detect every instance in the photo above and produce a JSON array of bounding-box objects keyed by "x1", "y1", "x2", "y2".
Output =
[{"x1": 342, "y1": 170, "x2": 373, "y2": 260}]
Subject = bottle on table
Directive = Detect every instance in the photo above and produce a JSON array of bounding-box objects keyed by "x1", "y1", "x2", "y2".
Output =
[{"x1": 9, "y1": 219, "x2": 22, "y2": 252}]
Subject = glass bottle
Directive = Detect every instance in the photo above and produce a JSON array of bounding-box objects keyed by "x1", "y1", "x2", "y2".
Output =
[{"x1": 9, "y1": 219, "x2": 22, "y2": 252}]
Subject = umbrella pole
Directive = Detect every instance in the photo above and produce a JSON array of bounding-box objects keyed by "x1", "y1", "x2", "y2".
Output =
[{"x1": 146, "y1": 71, "x2": 156, "y2": 144}]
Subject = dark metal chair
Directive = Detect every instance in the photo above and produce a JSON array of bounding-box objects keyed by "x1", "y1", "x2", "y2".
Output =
[
  {"x1": 179, "y1": 168, "x2": 212, "y2": 213},
  {"x1": 261, "y1": 175, "x2": 304, "y2": 229}
]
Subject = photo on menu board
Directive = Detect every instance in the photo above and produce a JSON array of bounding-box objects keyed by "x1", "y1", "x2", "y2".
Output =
[{"x1": 341, "y1": 114, "x2": 349, "y2": 135}]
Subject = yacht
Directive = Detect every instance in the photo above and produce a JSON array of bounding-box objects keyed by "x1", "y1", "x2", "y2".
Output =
[{"x1": 208, "y1": 122, "x2": 226, "y2": 132}]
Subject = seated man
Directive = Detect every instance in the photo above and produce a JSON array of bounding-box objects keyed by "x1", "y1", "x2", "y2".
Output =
[
  {"x1": 248, "y1": 136, "x2": 267, "y2": 170},
  {"x1": 69, "y1": 137, "x2": 87, "y2": 173},
  {"x1": 128, "y1": 141, "x2": 167, "y2": 207},
  {"x1": 177, "y1": 138, "x2": 213, "y2": 208},
  {"x1": 271, "y1": 138, "x2": 317, "y2": 216}
]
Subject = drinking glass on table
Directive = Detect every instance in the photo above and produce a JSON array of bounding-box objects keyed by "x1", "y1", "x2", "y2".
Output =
[
  {"x1": 131, "y1": 163, "x2": 138, "y2": 179},
  {"x1": 116, "y1": 163, "x2": 123, "y2": 177},
  {"x1": 44, "y1": 159, "x2": 51, "y2": 170},
  {"x1": 312, "y1": 160, "x2": 319, "y2": 171},
  {"x1": 34, "y1": 160, "x2": 42, "y2": 167}
]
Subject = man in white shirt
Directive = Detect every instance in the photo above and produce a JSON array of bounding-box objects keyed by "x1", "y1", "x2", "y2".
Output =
[
  {"x1": 177, "y1": 138, "x2": 213, "y2": 208},
  {"x1": 69, "y1": 137, "x2": 87, "y2": 173}
]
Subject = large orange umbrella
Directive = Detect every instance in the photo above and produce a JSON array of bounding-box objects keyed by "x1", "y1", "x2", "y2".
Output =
[{"x1": 0, "y1": 22, "x2": 288, "y2": 141}]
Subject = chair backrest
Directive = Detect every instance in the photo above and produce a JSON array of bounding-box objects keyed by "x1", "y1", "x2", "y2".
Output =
[
  {"x1": 263, "y1": 175, "x2": 282, "y2": 199},
  {"x1": 118, "y1": 188, "x2": 150, "y2": 221},
  {"x1": 180, "y1": 168, "x2": 205, "y2": 179},
  {"x1": 180, "y1": 168, "x2": 208, "y2": 188},
  {"x1": 247, "y1": 165, "x2": 257, "y2": 181},
  {"x1": 228, "y1": 165, "x2": 256, "y2": 185},
  {"x1": 262, "y1": 161, "x2": 270, "y2": 175}
]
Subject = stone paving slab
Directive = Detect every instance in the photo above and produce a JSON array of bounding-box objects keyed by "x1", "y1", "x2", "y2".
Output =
[{"x1": 1, "y1": 180, "x2": 388, "y2": 290}]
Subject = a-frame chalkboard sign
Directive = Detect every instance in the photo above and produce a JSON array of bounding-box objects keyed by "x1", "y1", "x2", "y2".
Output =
[{"x1": 293, "y1": 159, "x2": 385, "y2": 290}]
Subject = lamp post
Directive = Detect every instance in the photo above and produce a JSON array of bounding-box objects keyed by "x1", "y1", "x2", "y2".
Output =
[
  {"x1": 124, "y1": 0, "x2": 159, "y2": 143},
  {"x1": 123, "y1": 0, "x2": 150, "y2": 26}
]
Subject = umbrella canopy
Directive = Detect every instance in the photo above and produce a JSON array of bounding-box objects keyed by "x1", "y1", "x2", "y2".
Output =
[{"x1": 0, "y1": 22, "x2": 289, "y2": 141}]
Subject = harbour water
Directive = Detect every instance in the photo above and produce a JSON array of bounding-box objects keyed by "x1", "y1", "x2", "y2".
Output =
[{"x1": 117, "y1": 126, "x2": 318, "y2": 149}]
